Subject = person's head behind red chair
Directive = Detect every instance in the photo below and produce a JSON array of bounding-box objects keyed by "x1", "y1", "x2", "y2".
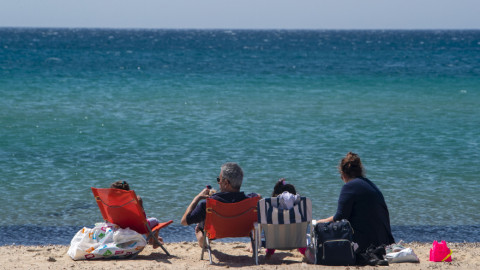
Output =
[
  {"x1": 111, "y1": 180, "x2": 130, "y2": 190},
  {"x1": 217, "y1": 162, "x2": 243, "y2": 192}
]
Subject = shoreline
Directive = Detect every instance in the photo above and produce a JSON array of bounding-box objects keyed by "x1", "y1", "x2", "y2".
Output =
[
  {"x1": 2, "y1": 242, "x2": 479, "y2": 270},
  {"x1": 2, "y1": 224, "x2": 480, "y2": 246}
]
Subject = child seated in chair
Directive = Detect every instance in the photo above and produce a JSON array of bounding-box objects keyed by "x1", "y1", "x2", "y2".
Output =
[
  {"x1": 265, "y1": 178, "x2": 306, "y2": 259},
  {"x1": 111, "y1": 180, "x2": 164, "y2": 249}
]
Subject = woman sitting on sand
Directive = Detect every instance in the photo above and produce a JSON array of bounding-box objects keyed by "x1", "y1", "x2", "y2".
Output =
[{"x1": 317, "y1": 152, "x2": 395, "y2": 254}]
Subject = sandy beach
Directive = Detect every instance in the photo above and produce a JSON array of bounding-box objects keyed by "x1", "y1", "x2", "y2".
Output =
[{"x1": 1, "y1": 242, "x2": 479, "y2": 270}]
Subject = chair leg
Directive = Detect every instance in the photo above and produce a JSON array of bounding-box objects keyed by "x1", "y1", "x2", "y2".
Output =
[
  {"x1": 206, "y1": 237, "x2": 213, "y2": 264},
  {"x1": 155, "y1": 237, "x2": 170, "y2": 256},
  {"x1": 147, "y1": 230, "x2": 170, "y2": 256},
  {"x1": 200, "y1": 236, "x2": 206, "y2": 260},
  {"x1": 254, "y1": 226, "x2": 259, "y2": 265},
  {"x1": 311, "y1": 224, "x2": 317, "y2": 264},
  {"x1": 250, "y1": 231, "x2": 257, "y2": 265},
  {"x1": 200, "y1": 236, "x2": 214, "y2": 264}
]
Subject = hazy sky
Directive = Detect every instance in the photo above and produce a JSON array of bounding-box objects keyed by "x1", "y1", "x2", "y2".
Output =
[{"x1": 1, "y1": 0, "x2": 479, "y2": 29}]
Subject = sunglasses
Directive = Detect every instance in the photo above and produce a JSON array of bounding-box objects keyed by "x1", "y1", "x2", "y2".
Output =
[{"x1": 217, "y1": 177, "x2": 230, "y2": 184}]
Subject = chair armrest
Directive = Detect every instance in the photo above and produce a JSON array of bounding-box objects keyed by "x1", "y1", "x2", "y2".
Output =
[{"x1": 151, "y1": 220, "x2": 173, "y2": 231}]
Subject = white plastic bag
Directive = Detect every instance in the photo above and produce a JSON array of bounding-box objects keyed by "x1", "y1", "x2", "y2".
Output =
[
  {"x1": 68, "y1": 222, "x2": 147, "y2": 260},
  {"x1": 385, "y1": 247, "x2": 420, "y2": 263}
]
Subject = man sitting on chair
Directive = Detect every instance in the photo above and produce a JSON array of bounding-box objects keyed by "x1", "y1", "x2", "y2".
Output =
[{"x1": 181, "y1": 162, "x2": 258, "y2": 247}]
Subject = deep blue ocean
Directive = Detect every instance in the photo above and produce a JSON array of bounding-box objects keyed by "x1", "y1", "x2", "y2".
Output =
[{"x1": 1, "y1": 28, "x2": 479, "y2": 245}]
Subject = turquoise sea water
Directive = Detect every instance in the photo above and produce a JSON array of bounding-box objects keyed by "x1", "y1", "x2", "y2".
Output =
[{"x1": 1, "y1": 28, "x2": 479, "y2": 245}]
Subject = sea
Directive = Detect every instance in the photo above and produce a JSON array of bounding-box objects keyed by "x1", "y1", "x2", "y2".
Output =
[{"x1": 1, "y1": 28, "x2": 479, "y2": 245}]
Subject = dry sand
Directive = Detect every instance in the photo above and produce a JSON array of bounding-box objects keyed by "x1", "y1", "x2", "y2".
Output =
[{"x1": 1, "y1": 242, "x2": 479, "y2": 270}]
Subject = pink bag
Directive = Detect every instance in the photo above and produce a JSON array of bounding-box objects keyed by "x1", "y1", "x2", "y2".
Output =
[{"x1": 429, "y1": 240, "x2": 452, "y2": 262}]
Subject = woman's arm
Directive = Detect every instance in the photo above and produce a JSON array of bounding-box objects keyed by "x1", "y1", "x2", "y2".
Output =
[
  {"x1": 333, "y1": 182, "x2": 355, "y2": 221},
  {"x1": 317, "y1": 182, "x2": 356, "y2": 223},
  {"x1": 137, "y1": 195, "x2": 144, "y2": 208},
  {"x1": 316, "y1": 216, "x2": 334, "y2": 223}
]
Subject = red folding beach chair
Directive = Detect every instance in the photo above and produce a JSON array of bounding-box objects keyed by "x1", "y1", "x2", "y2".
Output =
[
  {"x1": 91, "y1": 187, "x2": 173, "y2": 256},
  {"x1": 201, "y1": 196, "x2": 261, "y2": 264}
]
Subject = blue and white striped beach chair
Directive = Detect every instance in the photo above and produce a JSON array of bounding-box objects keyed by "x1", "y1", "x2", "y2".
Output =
[{"x1": 254, "y1": 196, "x2": 313, "y2": 264}]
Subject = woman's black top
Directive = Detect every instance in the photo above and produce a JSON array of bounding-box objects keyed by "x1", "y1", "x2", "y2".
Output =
[{"x1": 333, "y1": 177, "x2": 395, "y2": 252}]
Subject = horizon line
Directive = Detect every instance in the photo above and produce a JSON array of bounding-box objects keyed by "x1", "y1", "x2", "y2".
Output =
[{"x1": 1, "y1": 26, "x2": 480, "y2": 31}]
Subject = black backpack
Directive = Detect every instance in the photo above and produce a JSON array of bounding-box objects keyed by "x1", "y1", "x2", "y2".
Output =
[{"x1": 314, "y1": 219, "x2": 356, "y2": 266}]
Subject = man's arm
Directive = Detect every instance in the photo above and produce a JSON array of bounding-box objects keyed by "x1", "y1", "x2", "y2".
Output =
[{"x1": 180, "y1": 188, "x2": 210, "y2": 226}]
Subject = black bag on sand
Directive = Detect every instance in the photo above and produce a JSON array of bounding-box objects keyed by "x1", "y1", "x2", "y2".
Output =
[
  {"x1": 357, "y1": 244, "x2": 389, "y2": 266},
  {"x1": 314, "y1": 219, "x2": 356, "y2": 266}
]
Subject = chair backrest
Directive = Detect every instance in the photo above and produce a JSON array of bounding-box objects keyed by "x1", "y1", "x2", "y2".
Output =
[
  {"x1": 258, "y1": 197, "x2": 312, "y2": 225},
  {"x1": 91, "y1": 187, "x2": 149, "y2": 235},
  {"x1": 204, "y1": 196, "x2": 260, "y2": 240},
  {"x1": 257, "y1": 197, "x2": 312, "y2": 249}
]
